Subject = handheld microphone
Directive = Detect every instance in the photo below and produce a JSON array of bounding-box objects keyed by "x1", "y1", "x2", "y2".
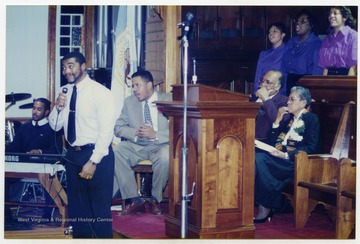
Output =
[
  {"x1": 178, "y1": 12, "x2": 194, "y2": 38},
  {"x1": 57, "y1": 87, "x2": 68, "y2": 113}
]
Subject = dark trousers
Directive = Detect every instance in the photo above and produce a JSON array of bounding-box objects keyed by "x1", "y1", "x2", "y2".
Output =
[
  {"x1": 65, "y1": 146, "x2": 114, "y2": 238},
  {"x1": 254, "y1": 152, "x2": 294, "y2": 210},
  {"x1": 327, "y1": 67, "x2": 349, "y2": 75}
]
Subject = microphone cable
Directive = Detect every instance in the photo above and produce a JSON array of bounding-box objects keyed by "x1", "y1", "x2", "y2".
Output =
[
  {"x1": 53, "y1": 87, "x2": 77, "y2": 166},
  {"x1": 53, "y1": 87, "x2": 98, "y2": 237}
]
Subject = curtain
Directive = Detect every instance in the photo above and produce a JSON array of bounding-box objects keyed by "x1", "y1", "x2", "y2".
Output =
[{"x1": 111, "y1": 6, "x2": 142, "y2": 119}]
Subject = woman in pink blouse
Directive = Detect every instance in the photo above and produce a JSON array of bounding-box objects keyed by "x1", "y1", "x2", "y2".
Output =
[{"x1": 318, "y1": 6, "x2": 357, "y2": 76}]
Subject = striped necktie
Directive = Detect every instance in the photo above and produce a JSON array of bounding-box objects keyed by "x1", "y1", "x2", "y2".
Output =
[{"x1": 144, "y1": 100, "x2": 152, "y2": 126}]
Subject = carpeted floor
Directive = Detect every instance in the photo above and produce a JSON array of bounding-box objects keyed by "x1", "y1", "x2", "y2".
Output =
[
  {"x1": 5, "y1": 202, "x2": 353, "y2": 239},
  {"x1": 111, "y1": 202, "x2": 348, "y2": 239},
  {"x1": 112, "y1": 203, "x2": 167, "y2": 239}
]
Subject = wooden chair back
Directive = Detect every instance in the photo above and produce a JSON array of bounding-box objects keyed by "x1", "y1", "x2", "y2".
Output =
[{"x1": 330, "y1": 101, "x2": 356, "y2": 160}]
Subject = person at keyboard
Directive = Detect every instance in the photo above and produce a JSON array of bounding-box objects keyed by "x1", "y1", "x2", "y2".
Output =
[
  {"x1": 5, "y1": 98, "x2": 63, "y2": 230},
  {"x1": 6, "y1": 97, "x2": 63, "y2": 154}
]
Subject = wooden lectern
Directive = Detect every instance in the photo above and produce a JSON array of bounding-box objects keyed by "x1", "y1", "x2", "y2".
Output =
[{"x1": 156, "y1": 84, "x2": 259, "y2": 238}]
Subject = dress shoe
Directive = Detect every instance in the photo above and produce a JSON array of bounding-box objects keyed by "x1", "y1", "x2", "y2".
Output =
[
  {"x1": 148, "y1": 198, "x2": 163, "y2": 215},
  {"x1": 119, "y1": 202, "x2": 145, "y2": 216},
  {"x1": 253, "y1": 210, "x2": 273, "y2": 224},
  {"x1": 111, "y1": 198, "x2": 123, "y2": 206}
]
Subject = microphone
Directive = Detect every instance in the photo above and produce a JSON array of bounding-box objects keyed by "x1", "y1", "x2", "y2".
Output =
[
  {"x1": 57, "y1": 87, "x2": 68, "y2": 113},
  {"x1": 178, "y1": 12, "x2": 194, "y2": 38}
]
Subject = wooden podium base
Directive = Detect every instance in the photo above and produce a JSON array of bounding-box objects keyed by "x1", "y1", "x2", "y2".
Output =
[
  {"x1": 157, "y1": 85, "x2": 259, "y2": 239},
  {"x1": 165, "y1": 215, "x2": 255, "y2": 239}
]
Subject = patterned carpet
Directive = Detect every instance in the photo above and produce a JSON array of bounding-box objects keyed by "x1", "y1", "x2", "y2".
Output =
[
  {"x1": 111, "y1": 202, "x2": 351, "y2": 239},
  {"x1": 112, "y1": 202, "x2": 167, "y2": 239},
  {"x1": 6, "y1": 202, "x2": 353, "y2": 239}
]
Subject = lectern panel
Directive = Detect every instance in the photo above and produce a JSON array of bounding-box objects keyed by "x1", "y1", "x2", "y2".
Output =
[
  {"x1": 217, "y1": 136, "x2": 242, "y2": 209},
  {"x1": 158, "y1": 84, "x2": 258, "y2": 238}
]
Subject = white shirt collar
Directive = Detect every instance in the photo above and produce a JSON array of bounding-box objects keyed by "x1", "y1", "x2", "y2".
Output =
[
  {"x1": 145, "y1": 91, "x2": 158, "y2": 107},
  {"x1": 32, "y1": 118, "x2": 49, "y2": 126}
]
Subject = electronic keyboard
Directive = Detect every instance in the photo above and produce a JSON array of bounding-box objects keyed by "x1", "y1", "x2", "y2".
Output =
[{"x1": 5, "y1": 153, "x2": 64, "y2": 164}]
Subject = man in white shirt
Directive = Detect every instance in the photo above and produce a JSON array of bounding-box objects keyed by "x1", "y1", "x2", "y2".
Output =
[{"x1": 49, "y1": 52, "x2": 116, "y2": 238}]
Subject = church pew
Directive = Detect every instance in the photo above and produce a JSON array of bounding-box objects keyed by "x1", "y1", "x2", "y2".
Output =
[
  {"x1": 292, "y1": 101, "x2": 356, "y2": 238},
  {"x1": 294, "y1": 153, "x2": 356, "y2": 239}
]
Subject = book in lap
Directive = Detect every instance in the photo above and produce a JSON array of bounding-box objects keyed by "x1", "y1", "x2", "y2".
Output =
[{"x1": 254, "y1": 139, "x2": 276, "y2": 153}]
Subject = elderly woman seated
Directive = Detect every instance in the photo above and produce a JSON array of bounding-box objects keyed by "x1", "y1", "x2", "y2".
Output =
[{"x1": 254, "y1": 86, "x2": 320, "y2": 223}]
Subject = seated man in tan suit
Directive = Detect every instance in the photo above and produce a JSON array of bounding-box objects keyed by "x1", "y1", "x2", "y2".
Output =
[{"x1": 113, "y1": 69, "x2": 172, "y2": 215}]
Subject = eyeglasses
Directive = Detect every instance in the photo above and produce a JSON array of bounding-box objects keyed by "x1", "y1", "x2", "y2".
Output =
[
  {"x1": 293, "y1": 18, "x2": 309, "y2": 25},
  {"x1": 288, "y1": 97, "x2": 301, "y2": 102},
  {"x1": 261, "y1": 79, "x2": 279, "y2": 87}
]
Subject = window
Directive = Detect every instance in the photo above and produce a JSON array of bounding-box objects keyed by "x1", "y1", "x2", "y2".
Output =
[
  {"x1": 59, "y1": 6, "x2": 84, "y2": 56},
  {"x1": 57, "y1": 6, "x2": 84, "y2": 86}
]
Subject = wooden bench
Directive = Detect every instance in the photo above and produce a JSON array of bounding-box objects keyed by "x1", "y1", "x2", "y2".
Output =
[
  {"x1": 294, "y1": 153, "x2": 356, "y2": 238},
  {"x1": 297, "y1": 76, "x2": 357, "y2": 157},
  {"x1": 336, "y1": 157, "x2": 356, "y2": 238},
  {"x1": 291, "y1": 99, "x2": 356, "y2": 238}
]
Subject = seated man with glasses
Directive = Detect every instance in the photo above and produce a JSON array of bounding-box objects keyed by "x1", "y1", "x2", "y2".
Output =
[{"x1": 250, "y1": 70, "x2": 289, "y2": 143}]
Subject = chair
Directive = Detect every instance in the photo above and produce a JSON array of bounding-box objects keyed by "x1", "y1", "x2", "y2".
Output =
[
  {"x1": 131, "y1": 159, "x2": 153, "y2": 197},
  {"x1": 16, "y1": 179, "x2": 45, "y2": 216},
  {"x1": 130, "y1": 159, "x2": 169, "y2": 200},
  {"x1": 15, "y1": 170, "x2": 66, "y2": 218}
]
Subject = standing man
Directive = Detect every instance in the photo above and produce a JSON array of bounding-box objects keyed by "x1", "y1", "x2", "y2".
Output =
[
  {"x1": 250, "y1": 70, "x2": 288, "y2": 142},
  {"x1": 49, "y1": 52, "x2": 116, "y2": 238},
  {"x1": 113, "y1": 69, "x2": 171, "y2": 216}
]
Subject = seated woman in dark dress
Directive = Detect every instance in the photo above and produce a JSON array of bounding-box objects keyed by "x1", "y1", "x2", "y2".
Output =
[{"x1": 254, "y1": 86, "x2": 320, "y2": 223}]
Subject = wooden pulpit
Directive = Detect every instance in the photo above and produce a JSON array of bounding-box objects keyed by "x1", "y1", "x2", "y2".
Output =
[{"x1": 156, "y1": 84, "x2": 259, "y2": 238}]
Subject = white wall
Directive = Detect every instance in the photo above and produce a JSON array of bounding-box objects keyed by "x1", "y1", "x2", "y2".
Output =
[{"x1": 5, "y1": 5, "x2": 49, "y2": 118}]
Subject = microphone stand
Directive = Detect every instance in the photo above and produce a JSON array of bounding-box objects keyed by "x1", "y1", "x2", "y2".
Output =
[
  {"x1": 5, "y1": 100, "x2": 15, "y2": 111},
  {"x1": 5, "y1": 93, "x2": 16, "y2": 111},
  {"x1": 180, "y1": 34, "x2": 189, "y2": 238},
  {"x1": 178, "y1": 12, "x2": 195, "y2": 238}
]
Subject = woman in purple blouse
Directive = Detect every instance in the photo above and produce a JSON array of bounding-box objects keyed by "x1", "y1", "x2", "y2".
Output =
[
  {"x1": 253, "y1": 23, "x2": 287, "y2": 93},
  {"x1": 281, "y1": 10, "x2": 323, "y2": 95},
  {"x1": 318, "y1": 6, "x2": 357, "y2": 76}
]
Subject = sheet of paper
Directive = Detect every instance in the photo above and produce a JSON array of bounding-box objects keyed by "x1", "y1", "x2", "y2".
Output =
[{"x1": 254, "y1": 139, "x2": 276, "y2": 153}]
